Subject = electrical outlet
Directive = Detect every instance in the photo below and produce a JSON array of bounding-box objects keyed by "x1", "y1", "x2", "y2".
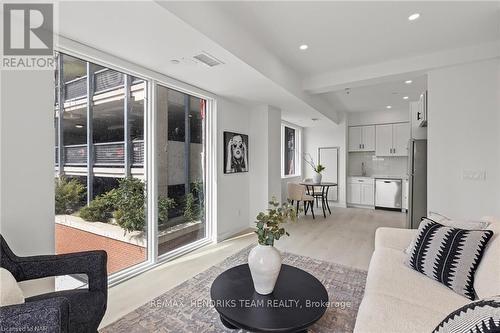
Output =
[{"x1": 462, "y1": 170, "x2": 486, "y2": 181}]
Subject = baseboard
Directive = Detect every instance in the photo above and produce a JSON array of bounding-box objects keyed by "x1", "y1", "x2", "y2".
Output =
[
  {"x1": 217, "y1": 225, "x2": 252, "y2": 242},
  {"x1": 347, "y1": 204, "x2": 375, "y2": 209}
]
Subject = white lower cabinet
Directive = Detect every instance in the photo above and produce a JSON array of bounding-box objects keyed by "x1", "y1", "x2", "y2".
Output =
[{"x1": 347, "y1": 177, "x2": 374, "y2": 207}]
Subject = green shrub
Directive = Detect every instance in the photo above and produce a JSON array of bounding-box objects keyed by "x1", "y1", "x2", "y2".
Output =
[
  {"x1": 55, "y1": 177, "x2": 85, "y2": 214},
  {"x1": 113, "y1": 178, "x2": 146, "y2": 232},
  {"x1": 158, "y1": 196, "x2": 176, "y2": 224},
  {"x1": 79, "y1": 189, "x2": 116, "y2": 222},
  {"x1": 78, "y1": 177, "x2": 176, "y2": 232},
  {"x1": 183, "y1": 193, "x2": 200, "y2": 222}
]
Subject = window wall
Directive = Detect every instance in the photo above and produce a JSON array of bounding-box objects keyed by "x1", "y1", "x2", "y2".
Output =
[
  {"x1": 156, "y1": 86, "x2": 207, "y2": 256},
  {"x1": 54, "y1": 51, "x2": 213, "y2": 283},
  {"x1": 54, "y1": 53, "x2": 147, "y2": 276}
]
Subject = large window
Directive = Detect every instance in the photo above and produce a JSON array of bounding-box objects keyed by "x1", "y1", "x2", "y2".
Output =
[
  {"x1": 281, "y1": 123, "x2": 301, "y2": 178},
  {"x1": 156, "y1": 86, "x2": 207, "y2": 256},
  {"x1": 54, "y1": 53, "x2": 147, "y2": 277},
  {"x1": 54, "y1": 51, "x2": 213, "y2": 285}
]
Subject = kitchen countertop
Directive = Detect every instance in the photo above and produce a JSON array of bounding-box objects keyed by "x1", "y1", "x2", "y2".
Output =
[{"x1": 349, "y1": 174, "x2": 409, "y2": 180}]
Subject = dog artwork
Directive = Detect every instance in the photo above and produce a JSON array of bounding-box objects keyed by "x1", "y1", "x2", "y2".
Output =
[{"x1": 224, "y1": 131, "x2": 248, "y2": 174}]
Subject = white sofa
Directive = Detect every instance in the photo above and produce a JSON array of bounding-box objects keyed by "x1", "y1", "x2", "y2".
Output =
[{"x1": 354, "y1": 217, "x2": 500, "y2": 333}]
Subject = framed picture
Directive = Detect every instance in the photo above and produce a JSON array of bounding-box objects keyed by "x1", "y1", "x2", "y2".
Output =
[{"x1": 224, "y1": 131, "x2": 249, "y2": 174}]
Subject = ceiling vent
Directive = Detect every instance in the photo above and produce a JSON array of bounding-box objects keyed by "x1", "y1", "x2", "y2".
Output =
[{"x1": 193, "y1": 52, "x2": 224, "y2": 67}]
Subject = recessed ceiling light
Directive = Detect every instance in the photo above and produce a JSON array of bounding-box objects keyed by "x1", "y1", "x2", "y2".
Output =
[
  {"x1": 386, "y1": 105, "x2": 392, "y2": 109},
  {"x1": 403, "y1": 96, "x2": 409, "y2": 100},
  {"x1": 75, "y1": 124, "x2": 84, "y2": 129},
  {"x1": 299, "y1": 44, "x2": 308, "y2": 50},
  {"x1": 408, "y1": 13, "x2": 420, "y2": 21},
  {"x1": 170, "y1": 59, "x2": 180, "y2": 65},
  {"x1": 405, "y1": 80, "x2": 413, "y2": 84},
  {"x1": 311, "y1": 118, "x2": 319, "y2": 121}
]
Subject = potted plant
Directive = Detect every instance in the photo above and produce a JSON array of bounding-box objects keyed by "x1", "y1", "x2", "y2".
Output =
[
  {"x1": 249, "y1": 197, "x2": 297, "y2": 295},
  {"x1": 303, "y1": 153, "x2": 326, "y2": 184}
]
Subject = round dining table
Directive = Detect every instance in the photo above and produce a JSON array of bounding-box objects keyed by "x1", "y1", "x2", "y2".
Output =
[{"x1": 299, "y1": 181, "x2": 337, "y2": 218}]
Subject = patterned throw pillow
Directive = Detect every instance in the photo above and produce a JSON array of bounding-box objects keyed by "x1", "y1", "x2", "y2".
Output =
[
  {"x1": 405, "y1": 218, "x2": 493, "y2": 300},
  {"x1": 433, "y1": 296, "x2": 500, "y2": 333}
]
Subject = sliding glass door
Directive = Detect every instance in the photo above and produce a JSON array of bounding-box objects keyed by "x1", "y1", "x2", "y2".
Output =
[
  {"x1": 156, "y1": 85, "x2": 207, "y2": 256},
  {"x1": 54, "y1": 51, "x2": 212, "y2": 284}
]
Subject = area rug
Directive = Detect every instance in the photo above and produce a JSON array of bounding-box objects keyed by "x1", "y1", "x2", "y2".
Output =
[{"x1": 101, "y1": 246, "x2": 368, "y2": 333}]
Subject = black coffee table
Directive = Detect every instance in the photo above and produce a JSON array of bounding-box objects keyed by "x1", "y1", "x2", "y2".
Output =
[{"x1": 210, "y1": 264, "x2": 328, "y2": 333}]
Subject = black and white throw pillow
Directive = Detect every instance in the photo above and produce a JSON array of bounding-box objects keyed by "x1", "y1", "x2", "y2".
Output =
[
  {"x1": 405, "y1": 218, "x2": 493, "y2": 300},
  {"x1": 433, "y1": 296, "x2": 500, "y2": 333}
]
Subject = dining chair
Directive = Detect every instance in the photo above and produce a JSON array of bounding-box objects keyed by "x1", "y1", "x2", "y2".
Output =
[
  {"x1": 287, "y1": 183, "x2": 315, "y2": 219},
  {"x1": 303, "y1": 178, "x2": 323, "y2": 208}
]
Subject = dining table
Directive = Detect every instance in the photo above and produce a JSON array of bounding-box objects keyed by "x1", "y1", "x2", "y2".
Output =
[{"x1": 299, "y1": 181, "x2": 338, "y2": 218}]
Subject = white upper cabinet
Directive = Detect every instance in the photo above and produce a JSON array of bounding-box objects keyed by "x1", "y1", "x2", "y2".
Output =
[
  {"x1": 362, "y1": 126, "x2": 375, "y2": 151},
  {"x1": 348, "y1": 125, "x2": 375, "y2": 152},
  {"x1": 375, "y1": 123, "x2": 410, "y2": 156},
  {"x1": 393, "y1": 122, "x2": 410, "y2": 156},
  {"x1": 348, "y1": 126, "x2": 363, "y2": 152},
  {"x1": 375, "y1": 124, "x2": 393, "y2": 156}
]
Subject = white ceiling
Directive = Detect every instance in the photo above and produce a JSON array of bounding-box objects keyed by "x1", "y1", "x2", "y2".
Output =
[
  {"x1": 212, "y1": 1, "x2": 500, "y2": 76},
  {"x1": 56, "y1": 1, "x2": 336, "y2": 127},
  {"x1": 324, "y1": 75, "x2": 427, "y2": 113},
  {"x1": 54, "y1": 1, "x2": 500, "y2": 125}
]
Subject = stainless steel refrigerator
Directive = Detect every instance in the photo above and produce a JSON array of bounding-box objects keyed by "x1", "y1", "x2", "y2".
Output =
[{"x1": 407, "y1": 139, "x2": 427, "y2": 229}]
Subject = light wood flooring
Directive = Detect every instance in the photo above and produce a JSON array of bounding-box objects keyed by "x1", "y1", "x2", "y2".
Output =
[{"x1": 100, "y1": 207, "x2": 406, "y2": 328}]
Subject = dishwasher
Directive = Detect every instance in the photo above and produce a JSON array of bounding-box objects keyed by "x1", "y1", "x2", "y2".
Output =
[{"x1": 375, "y1": 178, "x2": 402, "y2": 209}]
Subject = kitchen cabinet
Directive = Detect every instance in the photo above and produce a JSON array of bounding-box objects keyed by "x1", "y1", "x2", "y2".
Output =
[
  {"x1": 393, "y1": 123, "x2": 410, "y2": 156},
  {"x1": 347, "y1": 177, "x2": 374, "y2": 206},
  {"x1": 348, "y1": 126, "x2": 375, "y2": 152},
  {"x1": 375, "y1": 122, "x2": 410, "y2": 156}
]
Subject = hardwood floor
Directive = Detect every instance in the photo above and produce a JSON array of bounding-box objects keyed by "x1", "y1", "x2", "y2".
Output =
[{"x1": 100, "y1": 207, "x2": 406, "y2": 328}]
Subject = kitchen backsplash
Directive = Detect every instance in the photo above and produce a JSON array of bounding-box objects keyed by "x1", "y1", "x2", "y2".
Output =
[{"x1": 348, "y1": 152, "x2": 407, "y2": 176}]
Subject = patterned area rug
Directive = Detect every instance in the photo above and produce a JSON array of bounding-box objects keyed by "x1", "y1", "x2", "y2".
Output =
[{"x1": 101, "y1": 246, "x2": 367, "y2": 333}]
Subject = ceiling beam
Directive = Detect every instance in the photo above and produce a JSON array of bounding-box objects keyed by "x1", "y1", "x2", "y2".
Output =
[{"x1": 303, "y1": 40, "x2": 500, "y2": 94}]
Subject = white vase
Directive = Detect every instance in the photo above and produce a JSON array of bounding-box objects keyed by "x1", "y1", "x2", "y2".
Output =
[
  {"x1": 248, "y1": 244, "x2": 282, "y2": 295},
  {"x1": 313, "y1": 172, "x2": 322, "y2": 184}
]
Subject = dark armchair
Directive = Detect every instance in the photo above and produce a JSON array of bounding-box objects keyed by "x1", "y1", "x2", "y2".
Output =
[{"x1": 0, "y1": 234, "x2": 107, "y2": 333}]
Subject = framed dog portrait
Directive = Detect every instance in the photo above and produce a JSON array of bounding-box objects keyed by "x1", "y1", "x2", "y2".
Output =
[{"x1": 224, "y1": 131, "x2": 249, "y2": 174}]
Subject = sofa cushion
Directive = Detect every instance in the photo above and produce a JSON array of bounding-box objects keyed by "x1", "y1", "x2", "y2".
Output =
[
  {"x1": 26, "y1": 289, "x2": 105, "y2": 332},
  {"x1": 474, "y1": 217, "x2": 500, "y2": 299},
  {"x1": 365, "y1": 247, "x2": 470, "y2": 313},
  {"x1": 0, "y1": 268, "x2": 24, "y2": 306},
  {"x1": 432, "y1": 296, "x2": 500, "y2": 333},
  {"x1": 405, "y1": 218, "x2": 493, "y2": 300},
  {"x1": 375, "y1": 227, "x2": 416, "y2": 251},
  {"x1": 354, "y1": 292, "x2": 446, "y2": 333}
]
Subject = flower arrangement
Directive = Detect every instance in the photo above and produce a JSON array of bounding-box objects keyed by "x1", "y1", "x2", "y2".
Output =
[
  {"x1": 254, "y1": 197, "x2": 297, "y2": 246},
  {"x1": 303, "y1": 153, "x2": 325, "y2": 173}
]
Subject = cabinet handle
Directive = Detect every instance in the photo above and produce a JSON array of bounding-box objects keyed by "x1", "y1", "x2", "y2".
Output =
[
  {"x1": 417, "y1": 112, "x2": 422, "y2": 120},
  {"x1": 359, "y1": 144, "x2": 361, "y2": 149}
]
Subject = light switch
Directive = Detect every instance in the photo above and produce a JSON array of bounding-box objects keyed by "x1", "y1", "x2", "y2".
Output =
[{"x1": 462, "y1": 170, "x2": 486, "y2": 181}]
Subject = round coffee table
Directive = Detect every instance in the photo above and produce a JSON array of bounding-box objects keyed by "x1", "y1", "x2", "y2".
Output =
[{"x1": 210, "y1": 264, "x2": 328, "y2": 332}]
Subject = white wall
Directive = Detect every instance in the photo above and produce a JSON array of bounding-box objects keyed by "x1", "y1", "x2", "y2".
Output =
[
  {"x1": 348, "y1": 109, "x2": 409, "y2": 126},
  {"x1": 427, "y1": 58, "x2": 500, "y2": 219},
  {"x1": 248, "y1": 105, "x2": 282, "y2": 226},
  {"x1": 303, "y1": 117, "x2": 348, "y2": 207},
  {"x1": 216, "y1": 98, "x2": 252, "y2": 240},
  {"x1": 1, "y1": 70, "x2": 55, "y2": 294}
]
